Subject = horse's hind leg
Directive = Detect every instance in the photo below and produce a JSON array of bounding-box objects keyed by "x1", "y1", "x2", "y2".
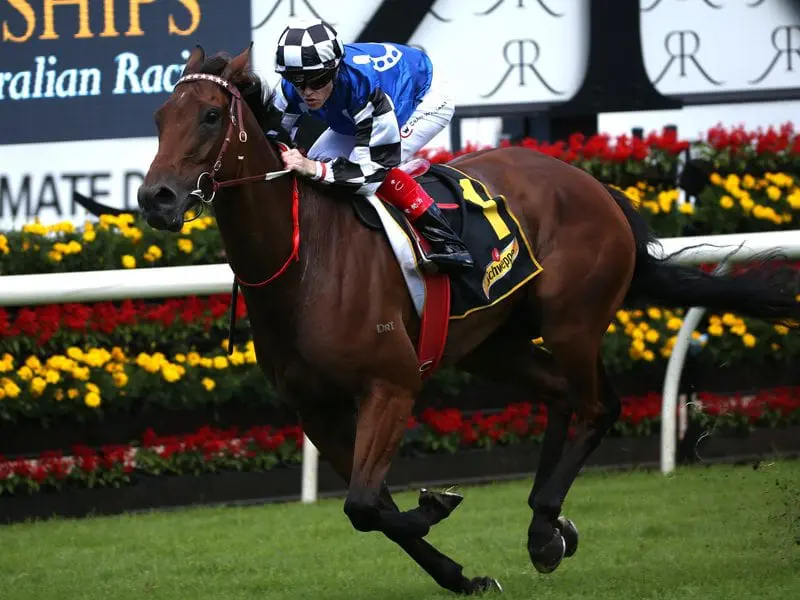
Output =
[
  {"x1": 526, "y1": 359, "x2": 621, "y2": 573},
  {"x1": 457, "y1": 330, "x2": 579, "y2": 561},
  {"x1": 296, "y1": 394, "x2": 500, "y2": 595}
]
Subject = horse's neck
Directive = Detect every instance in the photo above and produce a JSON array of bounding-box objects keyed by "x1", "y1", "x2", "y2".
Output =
[{"x1": 212, "y1": 141, "x2": 343, "y2": 320}]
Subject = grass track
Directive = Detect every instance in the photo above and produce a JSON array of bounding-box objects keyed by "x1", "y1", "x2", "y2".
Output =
[{"x1": 1, "y1": 461, "x2": 798, "y2": 600}]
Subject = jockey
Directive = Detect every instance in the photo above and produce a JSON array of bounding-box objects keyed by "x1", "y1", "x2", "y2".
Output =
[{"x1": 271, "y1": 19, "x2": 474, "y2": 274}]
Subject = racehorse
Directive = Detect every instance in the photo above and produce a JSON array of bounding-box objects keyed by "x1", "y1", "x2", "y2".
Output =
[{"x1": 137, "y1": 45, "x2": 799, "y2": 595}]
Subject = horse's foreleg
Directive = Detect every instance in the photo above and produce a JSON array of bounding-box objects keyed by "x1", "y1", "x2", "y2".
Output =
[
  {"x1": 343, "y1": 379, "x2": 435, "y2": 538},
  {"x1": 298, "y1": 400, "x2": 496, "y2": 595}
]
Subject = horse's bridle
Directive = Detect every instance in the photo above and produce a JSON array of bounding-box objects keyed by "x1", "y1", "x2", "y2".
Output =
[{"x1": 172, "y1": 72, "x2": 300, "y2": 288}]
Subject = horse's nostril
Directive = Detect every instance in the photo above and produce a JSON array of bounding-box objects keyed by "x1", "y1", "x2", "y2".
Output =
[
  {"x1": 138, "y1": 184, "x2": 177, "y2": 211},
  {"x1": 153, "y1": 186, "x2": 176, "y2": 204}
]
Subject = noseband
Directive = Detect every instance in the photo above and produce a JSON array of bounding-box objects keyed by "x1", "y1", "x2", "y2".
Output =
[{"x1": 172, "y1": 72, "x2": 300, "y2": 288}]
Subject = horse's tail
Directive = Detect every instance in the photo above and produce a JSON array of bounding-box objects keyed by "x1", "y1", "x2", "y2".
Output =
[{"x1": 605, "y1": 185, "x2": 800, "y2": 328}]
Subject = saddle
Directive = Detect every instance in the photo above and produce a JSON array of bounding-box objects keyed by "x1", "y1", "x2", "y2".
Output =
[{"x1": 348, "y1": 159, "x2": 545, "y2": 378}]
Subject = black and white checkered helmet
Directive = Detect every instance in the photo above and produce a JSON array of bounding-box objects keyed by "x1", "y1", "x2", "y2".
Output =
[{"x1": 275, "y1": 19, "x2": 345, "y2": 73}]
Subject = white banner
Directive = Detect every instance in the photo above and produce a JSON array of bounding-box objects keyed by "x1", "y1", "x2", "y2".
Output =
[
  {"x1": 0, "y1": 137, "x2": 157, "y2": 231},
  {"x1": 409, "y1": 0, "x2": 589, "y2": 106},
  {"x1": 641, "y1": 0, "x2": 800, "y2": 95}
]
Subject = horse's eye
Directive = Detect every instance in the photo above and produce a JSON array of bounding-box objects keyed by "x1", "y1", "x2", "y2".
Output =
[{"x1": 204, "y1": 109, "x2": 221, "y2": 125}]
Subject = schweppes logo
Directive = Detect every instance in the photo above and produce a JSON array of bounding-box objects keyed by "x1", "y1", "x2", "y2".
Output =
[{"x1": 482, "y1": 237, "x2": 519, "y2": 298}]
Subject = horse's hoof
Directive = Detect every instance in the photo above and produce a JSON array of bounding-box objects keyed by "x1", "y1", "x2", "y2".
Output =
[
  {"x1": 419, "y1": 487, "x2": 463, "y2": 525},
  {"x1": 528, "y1": 529, "x2": 566, "y2": 574},
  {"x1": 556, "y1": 516, "x2": 579, "y2": 558},
  {"x1": 468, "y1": 576, "x2": 503, "y2": 594}
]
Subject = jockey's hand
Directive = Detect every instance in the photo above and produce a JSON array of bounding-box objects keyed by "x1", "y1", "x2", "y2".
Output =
[{"x1": 281, "y1": 149, "x2": 316, "y2": 178}]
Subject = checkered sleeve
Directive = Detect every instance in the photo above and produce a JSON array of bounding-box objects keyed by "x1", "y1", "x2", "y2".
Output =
[
  {"x1": 271, "y1": 82, "x2": 302, "y2": 140},
  {"x1": 311, "y1": 88, "x2": 401, "y2": 195}
]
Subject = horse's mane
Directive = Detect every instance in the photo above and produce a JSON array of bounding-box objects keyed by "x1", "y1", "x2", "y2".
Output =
[{"x1": 197, "y1": 52, "x2": 295, "y2": 149}]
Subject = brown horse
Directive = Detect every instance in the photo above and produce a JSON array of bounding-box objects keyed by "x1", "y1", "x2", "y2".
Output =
[{"x1": 137, "y1": 45, "x2": 799, "y2": 595}]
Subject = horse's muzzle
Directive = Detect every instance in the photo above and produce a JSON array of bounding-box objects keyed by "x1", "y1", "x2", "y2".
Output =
[{"x1": 137, "y1": 182, "x2": 185, "y2": 231}]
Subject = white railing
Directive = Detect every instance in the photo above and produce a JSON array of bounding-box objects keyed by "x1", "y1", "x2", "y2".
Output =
[{"x1": 0, "y1": 230, "x2": 798, "y2": 498}]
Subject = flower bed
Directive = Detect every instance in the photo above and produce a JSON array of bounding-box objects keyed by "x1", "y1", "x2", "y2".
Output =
[
  {"x1": 0, "y1": 342, "x2": 278, "y2": 425},
  {"x1": 0, "y1": 301, "x2": 798, "y2": 430},
  {"x1": 2, "y1": 387, "x2": 798, "y2": 498}
]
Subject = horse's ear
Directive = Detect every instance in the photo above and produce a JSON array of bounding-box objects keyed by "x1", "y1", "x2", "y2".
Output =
[
  {"x1": 222, "y1": 42, "x2": 253, "y2": 80},
  {"x1": 183, "y1": 45, "x2": 205, "y2": 75}
]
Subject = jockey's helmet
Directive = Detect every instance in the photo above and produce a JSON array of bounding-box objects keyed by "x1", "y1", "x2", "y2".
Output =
[{"x1": 275, "y1": 19, "x2": 344, "y2": 88}]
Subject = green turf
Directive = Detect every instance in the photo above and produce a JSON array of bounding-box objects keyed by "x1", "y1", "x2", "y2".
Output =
[{"x1": 1, "y1": 461, "x2": 798, "y2": 600}]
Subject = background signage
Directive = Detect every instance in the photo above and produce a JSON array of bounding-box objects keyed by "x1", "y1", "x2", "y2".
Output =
[{"x1": 0, "y1": 0, "x2": 252, "y2": 145}]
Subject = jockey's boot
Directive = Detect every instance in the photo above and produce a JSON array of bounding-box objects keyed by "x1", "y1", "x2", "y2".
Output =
[{"x1": 377, "y1": 168, "x2": 474, "y2": 274}]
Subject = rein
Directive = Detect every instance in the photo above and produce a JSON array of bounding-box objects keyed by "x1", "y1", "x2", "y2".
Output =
[{"x1": 174, "y1": 72, "x2": 301, "y2": 289}]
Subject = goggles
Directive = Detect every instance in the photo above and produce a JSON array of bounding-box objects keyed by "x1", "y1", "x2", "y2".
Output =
[{"x1": 282, "y1": 68, "x2": 336, "y2": 90}]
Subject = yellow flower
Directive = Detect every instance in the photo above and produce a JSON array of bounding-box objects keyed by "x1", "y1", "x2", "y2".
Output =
[
  {"x1": 616, "y1": 310, "x2": 630, "y2": 325},
  {"x1": 631, "y1": 339, "x2": 646, "y2": 353},
  {"x1": 86, "y1": 382, "x2": 100, "y2": 394},
  {"x1": 742, "y1": 333, "x2": 756, "y2": 348},
  {"x1": 642, "y1": 350, "x2": 655, "y2": 362},
  {"x1": 741, "y1": 174, "x2": 755, "y2": 189},
  {"x1": 606, "y1": 323, "x2": 617, "y2": 334},
  {"x1": 740, "y1": 196, "x2": 755, "y2": 213},
  {"x1": 2, "y1": 378, "x2": 21, "y2": 398},
  {"x1": 657, "y1": 189, "x2": 679, "y2": 213},
  {"x1": 708, "y1": 324, "x2": 724, "y2": 337},
  {"x1": 678, "y1": 202, "x2": 694, "y2": 215},
  {"x1": 122, "y1": 227, "x2": 143, "y2": 243},
  {"x1": 788, "y1": 190, "x2": 800, "y2": 210},
  {"x1": 83, "y1": 230, "x2": 97, "y2": 243},
  {"x1": 766, "y1": 185, "x2": 781, "y2": 201},
  {"x1": 17, "y1": 365, "x2": 33, "y2": 381},
  {"x1": 212, "y1": 356, "x2": 229, "y2": 370},
  {"x1": 201, "y1": 377, "x2": 216, "y2": 391},
  {"x1": 111, "y1": 347, "x2": 126, "y2": 362},
  {"x1": 121, "y1": 255, "x2": 136, "y2": 269},
  {"x1": 144, "y1": 245, "x2": 163, "y2": 262},
  {"x1": 48, "y1": 250, "x2": 63, "y2": 262},
  {"x1": 719, "y1": 195, "x2": 734, "y2": 210},
  {"x1": 710, "y1": 173, "x2": 723, "y2": 186},
  {"x1": 44, "y1": 369, "x2": 60, "y2": 384},
  {"x1": 113, "y1": 371, "x2": 129, "y2": 388},
  {"x1": 229, "y1": 351, "x2": 246, "y2": 366},
  {"x1": 72, "y1": 366, "x2": 90, "y2": 381},
  {"x1": 645, "y1": 329, "x2": 660, "y2": 344},
  {"x1": 647, "y1": 307, "x2": 662, "y2": 320},
  {"x1": 724, "y1": 174, "x2": 740, "y2": 193},
  {"x1": 84, "y1": 391, "x2": 101, "y2": 408},
  {"x1": 774, "y1": 325, "x2": 789, "y2": 335},
  {"x1": 22, "y1": 220, "x2": 48, "y2": 235},
  {"x1": 161, "y1": 363, "x2": 184, "y2": 383},
  {"x1": 67, "y1": 388, "x2": 79, "y2": 399},
  {"x1": 666, "y1": 317, "x2": 683, "y2": 331},
  {"x1": 177, "y1": 238, "x2": 194, "y2": 254},
  {"x1": 30, "y1": 377, "x2": 47, "y2": 397}
]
